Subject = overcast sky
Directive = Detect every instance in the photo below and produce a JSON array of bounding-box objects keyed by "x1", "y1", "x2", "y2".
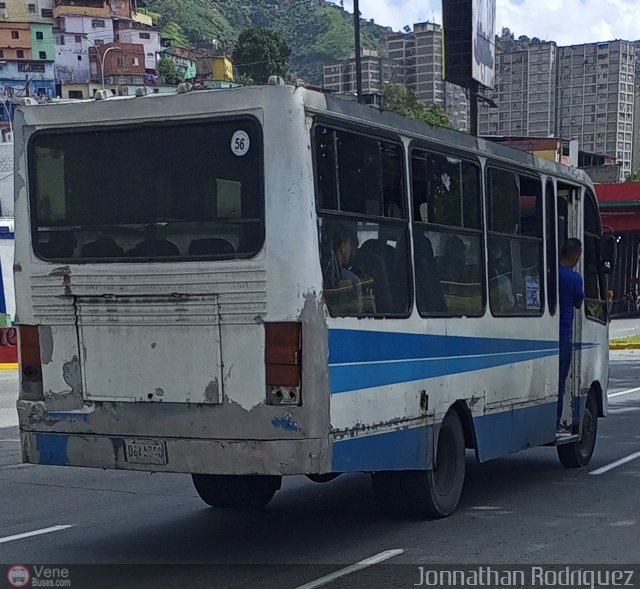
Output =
[{"x1": 332, "y1": 0, "x2": 640, "y2": 45}]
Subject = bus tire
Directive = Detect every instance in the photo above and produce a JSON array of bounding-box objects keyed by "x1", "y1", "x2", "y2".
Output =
[
  {"x1": 557, "y1": 389, "x2": 599, "y2": 469},
  {"x1": 191, "y1": 474, "x2": 281, "y2": 509},
  {"x1": 372, "y1": 411, "x2": 466, "y2": 518}
]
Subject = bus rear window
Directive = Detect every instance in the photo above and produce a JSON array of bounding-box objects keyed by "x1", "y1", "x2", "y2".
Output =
[{"x1": 29, "y1": 118, "x2": 264, "y2": 261}]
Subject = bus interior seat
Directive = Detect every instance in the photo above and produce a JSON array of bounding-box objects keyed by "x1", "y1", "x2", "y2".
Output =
[
  {"x1": 188, "y1": 238, "x2": 235, "y2": 256},
  {"x1": 355, "y1": 239, "x2": 394, "y2": 313},
  {"x1": 81, "y1": 236, "x2": 125, "y2": 258},
  {"x1": 413, "y1": 233, "x2": 447, "y2": 313},
  {"x1": 128, "y1": 239, "x2": 180, "y2": 257},
  {"x1": 39, "y1": 230, "x2": 77, "y2": 259}
]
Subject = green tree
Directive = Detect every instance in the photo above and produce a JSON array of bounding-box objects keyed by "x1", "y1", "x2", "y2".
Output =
[
  {"x1": 625, "y1": 169, "x2": 640, "y2": 183},
  {"x1": 382, "y1": 84, "x2": 452, "y2": 128},
  {"x1": 232, "y1": 28, "x2": 291, "y2": 84},
  {"x1": 158, "y1": 58, "x2": 184, "y2": 85}
]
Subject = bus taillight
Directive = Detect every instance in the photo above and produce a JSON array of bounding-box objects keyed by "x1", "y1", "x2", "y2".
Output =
[
  {"x1": 18, "y1": 325, "x2": 43, "y2": 398},
  {"x1": 265, "y1": 322, "x2": 301, "y2": 405}
]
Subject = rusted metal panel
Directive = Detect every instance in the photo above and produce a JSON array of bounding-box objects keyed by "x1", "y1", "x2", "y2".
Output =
[{"x1": 76, "y1": 294, "x2": 223, "y2": 404}]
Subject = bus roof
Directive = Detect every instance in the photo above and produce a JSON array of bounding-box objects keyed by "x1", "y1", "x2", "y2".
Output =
[{"x1": 15, "y1": 83, "x2": 593, "y2": 188}]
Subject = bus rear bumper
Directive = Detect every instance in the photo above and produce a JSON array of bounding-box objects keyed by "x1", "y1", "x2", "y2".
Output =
[{"x1": 20, "y1": 431, "x2": 326, "y2": 476}]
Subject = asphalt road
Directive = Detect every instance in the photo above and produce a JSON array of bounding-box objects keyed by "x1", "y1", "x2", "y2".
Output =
[{"x1": 1, "y1": 347, "x2": 639, "y2": 588}]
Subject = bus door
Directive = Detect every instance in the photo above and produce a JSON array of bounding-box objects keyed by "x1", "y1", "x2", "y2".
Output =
[{"x1": 557, "y1": 183, "x2": 581, "y2": 429}]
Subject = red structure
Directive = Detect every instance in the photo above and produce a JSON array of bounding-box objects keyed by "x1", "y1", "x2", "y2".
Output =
[{"x1": 595, "y1": 182, "x2": 640, "y2": 310}]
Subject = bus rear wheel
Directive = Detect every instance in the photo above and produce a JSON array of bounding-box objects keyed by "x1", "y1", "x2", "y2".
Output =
[
  {"x1": 192, "y1": 474, "x2": 281, "y2": 509},
  {"x1": 557, "y1": 389, "x2": 599, "y2": 468},
  {"x1": 372, "y1": 411, "x2": 466, "y2": 518}
]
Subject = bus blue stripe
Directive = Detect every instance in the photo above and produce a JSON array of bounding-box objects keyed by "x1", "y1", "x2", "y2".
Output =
[
  {"x1": 329, "y1": 350, "x2": 558, "y2": 394},
  {"x1": 328, "y1": 329, "x2": 559, "y2": 365},
  {"x1": 332, "y1": 426, "x2": 431, "y2": 471},
  {"x1": 329, "y1": 349, "x2": 558, "y2": 394},
  {"x1": 36, "y1": 433, "x2": 69, "y2": 466},
  {"x1": 331, "y1": 402, "x2": 559, "y2": 471}
]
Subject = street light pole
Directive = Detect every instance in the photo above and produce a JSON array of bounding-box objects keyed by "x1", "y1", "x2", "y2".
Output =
[
  {"x1": 85, "y1": 36, "x2": 118, "y2": 90},
  {"x1": 98, "y1": 46, "x2": 118, "y2": 90}
]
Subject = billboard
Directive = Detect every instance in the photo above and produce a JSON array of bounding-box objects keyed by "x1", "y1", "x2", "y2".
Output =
[
  {"x1": 472, "y1": 0, "x2": 496, "y2": 88},
  {"x1": 443, "y1": 0, "x2": 496, "y2": 89}
]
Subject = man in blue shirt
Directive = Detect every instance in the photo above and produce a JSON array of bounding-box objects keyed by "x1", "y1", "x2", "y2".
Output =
[{"x1": 558, "y1": 238, "x2": 585, "y2": 435}]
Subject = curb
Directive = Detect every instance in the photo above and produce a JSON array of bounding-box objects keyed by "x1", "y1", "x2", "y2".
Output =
[{"x1": 610, "y1": 343, "x2": 640, "y2": 350}]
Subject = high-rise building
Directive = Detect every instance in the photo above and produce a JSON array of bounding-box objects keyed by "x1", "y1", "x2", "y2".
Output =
[
  {"x1": 323, "y1": 23, "x2": 468, "y2": 132},
  {"x1": 479, "y1": 39, "x2": 635, "y2": 180},
  {"x1": 557, "y1": 41, "x2": 635, "y2": 179},
  {"x1": 478, "y1": 42, "x2": 558, "y2": 137},
  {"x1": 323, "y1": 49, "x2": 405, "y2": 96},
  {"x1": 386, "y1": 22, "x2": 469, "y2": 132}
]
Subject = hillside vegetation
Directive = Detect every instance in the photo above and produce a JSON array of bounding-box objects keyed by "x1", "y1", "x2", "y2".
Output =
[{"x1": 146, "y1": 0, "x2": 390, "y2": 84}]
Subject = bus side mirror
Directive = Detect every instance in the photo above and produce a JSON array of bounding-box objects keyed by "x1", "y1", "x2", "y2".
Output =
[{"x1": 601, "y1": 235, "x2": 616, "y2": 274}]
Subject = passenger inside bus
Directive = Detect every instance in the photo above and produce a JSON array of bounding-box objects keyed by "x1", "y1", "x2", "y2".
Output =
[
  {"x1": 489, "y1": 243, "x2": 515, "y2": 313},
  {"x1": 321, "y1": 223, "x2": 363, "y2": 315},
  {"x1": 188, "y1": 238, "x2": 235, "y2": 256},
  {"x1": 353, "y1": 239, "x2": 392, "y2": 313},
  {"x1": 437, "y1": 235, "x2": 467, "y2": 284},
  {"x1": 81, "y1": 235, "x2": 125, "y2": 258},
  {"x1": 127, "y1": 225, "x2": 180, "y2": 258},
  {"x1": 413, "y1": 232, "x2": 447, "y2": 314}
]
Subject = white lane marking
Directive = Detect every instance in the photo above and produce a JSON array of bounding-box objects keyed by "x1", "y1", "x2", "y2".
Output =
[
  {"x1": 0, "y1": 525, "x2": 73, "y2": 544},
  {"x1": 0, "y1": 438, "x2": 20, "y2": 442},
  {"x1": 293, "y1": 549, "x2": 404, "y2": 589},
  {"x1": 590, "y1": 451, "x2": 640, "y2": 475},
  {"x1": 608, "y1": 387, "x2": 640, "y2": 398}
]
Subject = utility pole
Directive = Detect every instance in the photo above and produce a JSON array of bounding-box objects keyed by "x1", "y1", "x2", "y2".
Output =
[
  {"x1": 469, "y1": 82, "x2": 479, "y2": 136},
  {"x1": 353, "y1": 0, "x2": 363, "y2": 103}
]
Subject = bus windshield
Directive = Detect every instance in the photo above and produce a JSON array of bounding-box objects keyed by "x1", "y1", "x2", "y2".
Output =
[{"x1": 29, "y1": 117, "x2": 264, "y2": 261}]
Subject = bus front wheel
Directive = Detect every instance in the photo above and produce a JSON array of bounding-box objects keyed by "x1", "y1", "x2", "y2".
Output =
[
  {"x1": 557, "y1": 389, "x2": 599, "y2": 468},
  {"x1": 192, "y1": 474, "x2": 281, "y2": 509},
  {"x1": 372, "y1": 410, "x2": 466, "y2": 518}
]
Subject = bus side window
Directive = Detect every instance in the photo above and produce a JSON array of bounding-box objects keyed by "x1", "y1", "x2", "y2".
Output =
[
  {"x1": 583, "y1": 191, "x2": 607, "y2": 323},
  {"x1": 313, "y1": 124, "x2": 411, "y2": 317},
  {"x1": 411, "y1": 149, "x2": 484, "y2": 317},
  {"x1": 487, "y1": 168, "x2": 544, "y2": 316}
]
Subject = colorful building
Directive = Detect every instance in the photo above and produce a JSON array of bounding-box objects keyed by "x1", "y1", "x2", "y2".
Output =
[{"x1": 162, "y1": 46, "x2": 199, "y2": 81}]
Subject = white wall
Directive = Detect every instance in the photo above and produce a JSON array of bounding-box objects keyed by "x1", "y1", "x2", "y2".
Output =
[
  {"x1": 55, "y1": 16, "x2": 115, "y2": 84},
  {"x1": 0, "y1": 142, "x2": 14, "y2": 320},
  {"x1": 0, "y1": 230, "x2": 15, "y2": 320},
  {"x1": 116, "y1": 28, "x2": 160, "y2": 70},
  {"x1": 0, "y1": 143, "x2": 13, "y2": 218}
]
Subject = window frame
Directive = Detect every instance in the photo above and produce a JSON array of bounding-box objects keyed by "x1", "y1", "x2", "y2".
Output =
[
  {"x1": 545, "y1": 178, "x2": 557, "y2": 316},
  {"x1": 311, "y1": 119, "x2": 413, "y2": 319},
  {"x1": 409, "y1": 142, "x2": 486, "y2": 318},
  {"x1": 27, "y1": 115, "x2": 266, "y2": 264},
  {"x1": 583, "y1": 189, "x2": 607, "y2": 325},
  {"x1": 485, "y1": 164, "x2": 546, "y2": 318}
]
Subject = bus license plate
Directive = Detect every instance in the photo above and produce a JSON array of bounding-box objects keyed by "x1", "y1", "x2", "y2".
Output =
[{"x1": 124, "y1": 439, "x2": 167, "y2": 465}]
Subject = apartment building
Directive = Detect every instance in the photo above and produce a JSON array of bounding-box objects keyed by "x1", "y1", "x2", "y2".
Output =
[
  {"x1": 323, "y1": 49, "x2": 405, "y2": 96},
  {"x1": 325, "y1": 23, "x2": 468, "y2": 131},
  {"x1": 478, "y1": 42, "x2": 558, "y2": 137},
  {"x1": 557, "y1": 41, "x2": 635, "y2": 178},
  {"x1": 387, "y1": 22, "x2": 469, "y2": 132},
  {"x1": 479, "y1": 39, "x2": 635, "y2": 180}
]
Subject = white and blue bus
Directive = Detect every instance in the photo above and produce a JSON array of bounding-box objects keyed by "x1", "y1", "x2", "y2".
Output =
[{"x1": 14, "y1": 84, "x2": 615, "y2": 517}]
